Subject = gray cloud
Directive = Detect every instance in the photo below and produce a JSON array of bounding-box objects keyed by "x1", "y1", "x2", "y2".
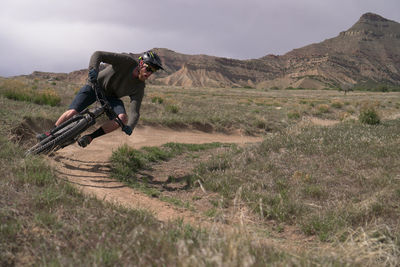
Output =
[{"x1": 1, "y1": 0, "x2": 399, "y2": 76}]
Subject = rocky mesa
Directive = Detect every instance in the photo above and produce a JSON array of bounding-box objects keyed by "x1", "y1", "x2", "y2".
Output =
[{"x1": 26, "y1": 13, "x2": 400, "y2": 90}]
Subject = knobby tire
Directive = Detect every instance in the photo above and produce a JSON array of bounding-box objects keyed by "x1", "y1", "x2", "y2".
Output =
[{"x1": 26, "y1": 118, "x2": 89, "y2": 156}]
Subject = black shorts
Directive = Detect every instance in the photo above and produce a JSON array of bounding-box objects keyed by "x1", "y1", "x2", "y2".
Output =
[{"x1": 69, "y1": 85, "x2": 126, "y2": 115}]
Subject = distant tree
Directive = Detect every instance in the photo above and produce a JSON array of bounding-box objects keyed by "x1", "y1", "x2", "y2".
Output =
[
  {"x1": 377, "y1": 85, "x2": 388, "y2": 92},
  {"x1": 340, "y1": 83, "x2": 354, "y2": 95}
]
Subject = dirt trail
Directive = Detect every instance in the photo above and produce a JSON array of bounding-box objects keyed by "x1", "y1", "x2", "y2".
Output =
[{"x1": 51, "y1": 126, "x2": 263, "y2": 224}]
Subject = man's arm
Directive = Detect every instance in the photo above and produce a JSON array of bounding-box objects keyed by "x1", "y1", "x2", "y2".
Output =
[
  {"x1": 88, "y1": 51, "x2": 133, "y2": 72},
  {"x1": 127, "y1": 91, "x2": 144, "y2": 130}
]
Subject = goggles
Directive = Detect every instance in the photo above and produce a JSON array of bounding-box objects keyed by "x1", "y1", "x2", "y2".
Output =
[{"x1": 143, "y1": 63, "x2": 157, "y2": 73}]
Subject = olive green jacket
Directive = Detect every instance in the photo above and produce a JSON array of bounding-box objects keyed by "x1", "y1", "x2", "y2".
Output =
[{"x1": 89, "y1": 51, "x2": 145, "y2": 129}]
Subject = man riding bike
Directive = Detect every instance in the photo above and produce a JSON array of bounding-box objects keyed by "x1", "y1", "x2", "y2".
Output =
[{"x1": 37, "y1": 50, "x2": 164, "y2": 147}]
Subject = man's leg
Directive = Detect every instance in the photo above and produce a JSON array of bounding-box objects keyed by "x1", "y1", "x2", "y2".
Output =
[
  {"x1": 77, "y1": 113, "x2": 128, "y2": 147},
  {"x1": 59, "y1": 84, "x2": 95, "y2": 126},
  {"x1": 36, "y1": 109, "x2": 79, "y2": 141},
  {"x1": 78, "y1": 97, "x2": 128, "y2": 148},
  {"x1": 37, "y1": 85, "x2": 95, "y2": 142},
  {"x1": 55, "y1": 109, "x2": 79, "y2": 126},
  {"x1": 101, "y1": 113, "x2": 129, "y2": 133}
]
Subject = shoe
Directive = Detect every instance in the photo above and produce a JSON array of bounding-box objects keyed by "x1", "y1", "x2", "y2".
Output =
[
  {"x1": 36, "y1": 132, "x2": 51, "y2": 142},
  {"x1": 77, "y1": 135, "x2": 92, "y2": 148}
]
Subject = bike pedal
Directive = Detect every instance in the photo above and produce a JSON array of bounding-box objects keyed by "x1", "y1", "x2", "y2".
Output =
[{"x1": 77, "y1": 135, "x2": 92, "y2": 148}]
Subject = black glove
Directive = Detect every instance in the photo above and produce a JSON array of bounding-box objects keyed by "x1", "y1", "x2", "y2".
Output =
[
  {"x1": 88, "y1": 68, "x2": 98, "y2": 83},
  {"x1": 122, "y1": 125, "x2": 133, "y2": 136}
]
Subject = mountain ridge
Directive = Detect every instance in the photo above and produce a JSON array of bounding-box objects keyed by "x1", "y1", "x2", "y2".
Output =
[{"x1": 22, "y1": 12, "x2": 400, "y2": 89}]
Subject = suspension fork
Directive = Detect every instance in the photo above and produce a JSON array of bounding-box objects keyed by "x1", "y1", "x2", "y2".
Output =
[{"x1": 49, "y1": 114, "x2": 85, "y2": 135}]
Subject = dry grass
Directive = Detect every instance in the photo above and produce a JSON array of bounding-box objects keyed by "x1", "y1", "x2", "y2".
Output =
[
  {"x1": 194, "y1": 120, "x2": 400, "y2": 258},
  {"x1": 2, "y1": 77, "x2": 400, "y2": 265},
  {"x1": 140, "y1": 86, "x2": 400, "y2": 135},
  {"x1": 332, "y1": 225, "x2": 400, "y2": 266},
  {"x1": 2, "y1": 131, "x2": 289, "y2": 266},
  {"x1": 0, "y1": 79, "x2": 61, "y2": 106}
]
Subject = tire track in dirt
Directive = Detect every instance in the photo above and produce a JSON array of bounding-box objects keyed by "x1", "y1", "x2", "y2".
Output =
[{"x1": 51, "y1": 126, "x2": 263, "y2": 225}]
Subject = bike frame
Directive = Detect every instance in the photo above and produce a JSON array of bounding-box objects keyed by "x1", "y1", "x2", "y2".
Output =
[
  {"x1": 47, "y1": 82, "x2": 125, "y2": 137},
  {"x1": 26, "y1": 81, "x2": 130, "y2": 155}
]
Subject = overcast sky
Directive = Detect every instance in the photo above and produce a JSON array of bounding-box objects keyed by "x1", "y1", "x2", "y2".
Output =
[{"x1": 1, "y1": 0, "x2": 399, "y2": 76}]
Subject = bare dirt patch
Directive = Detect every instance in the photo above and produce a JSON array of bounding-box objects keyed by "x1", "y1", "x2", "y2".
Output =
[{"x1": 10, "y1": 116, "x2": 54, "y2": 146}]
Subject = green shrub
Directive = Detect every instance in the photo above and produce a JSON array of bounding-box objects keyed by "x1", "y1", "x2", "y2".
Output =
[
  {"x1": 316, "y1": 104, "x2": 330, "y2": 114},
  {"x1": 331, "y1": 101, "x2": 343, "y2": 109},
  {"x1": 255, "y1": 119, "x2": 267, "y2": 129},
  {"x1": 377, "y1": 85, "x2": 388, "y2": 92},
  {"x1": 1, "y1": 86, "x2": 61, "y2": 106},
  {"x1": 151, "y1": 96, "x2": 164, "y2": 104},
  {"x1": 0, "y1": 79, "x2": 61, "y2": 106},
  {"x1": 110, "y1": 144, "x2": 147, "y2": 181},
  {"x1": 359, "y1": 107, "x2": 380, "y2": 125},
  {"x1": 166, "y1": 104, "x2": 179, "y2": 114},
  {"x1": 287, "y1": 112, "x2": 301, "y2": 120}
]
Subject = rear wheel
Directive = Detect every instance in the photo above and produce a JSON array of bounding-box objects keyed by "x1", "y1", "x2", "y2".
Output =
[{"x1": 26, "y1": 116, "x2": 91, "y2": 156}]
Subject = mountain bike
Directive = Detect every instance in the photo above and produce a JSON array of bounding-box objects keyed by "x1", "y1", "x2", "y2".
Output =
[{"x1": 25, "y1": 81, "x2": 132, "y2": 156}]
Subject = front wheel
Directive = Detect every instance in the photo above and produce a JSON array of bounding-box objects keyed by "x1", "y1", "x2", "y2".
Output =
[{"x1": 26, "y1": 116, "x2": 91, "y2": 156}]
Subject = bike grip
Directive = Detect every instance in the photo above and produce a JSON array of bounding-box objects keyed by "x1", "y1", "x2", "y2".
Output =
[{"x1": 122, "y1": 125, "x2": 133, "y2": 136}]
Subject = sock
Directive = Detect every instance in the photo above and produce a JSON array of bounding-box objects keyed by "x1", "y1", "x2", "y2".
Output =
[{"x1": 89, "y1": 127, "x2": 105, "y2": 140}]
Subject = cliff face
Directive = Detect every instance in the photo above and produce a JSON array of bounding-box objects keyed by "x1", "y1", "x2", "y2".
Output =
[
  {"x1": 24, "y1": 13, "x2": 400, "y2": 89},
  {"x1": 276, "y1": 13, "x2": 400, "y2": 88},
  {"x1": 150, "y1": 13, "x2": 400, "y2": 89}
]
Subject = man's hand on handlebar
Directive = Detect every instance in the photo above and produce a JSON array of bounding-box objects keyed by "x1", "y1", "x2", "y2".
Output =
[
  {"x1": 122, "y1": 125, "x2": 133, "y2": 136},
  {"x1": 88, "y1": 68, "x2": 98, "y2": 83}
]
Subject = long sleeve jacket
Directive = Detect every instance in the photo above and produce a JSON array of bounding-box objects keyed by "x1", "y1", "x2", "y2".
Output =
[{"x1": 89, "y1": 51, "x2": 145, "y2": 129}]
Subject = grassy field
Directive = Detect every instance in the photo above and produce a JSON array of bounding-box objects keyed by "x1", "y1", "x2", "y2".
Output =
[
  {"x1": 2, "y1": 77, "x2": 400, "y2": 134},
  {"x1": 1, "y1": 76, "x2": 400, "y2": 265}
]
